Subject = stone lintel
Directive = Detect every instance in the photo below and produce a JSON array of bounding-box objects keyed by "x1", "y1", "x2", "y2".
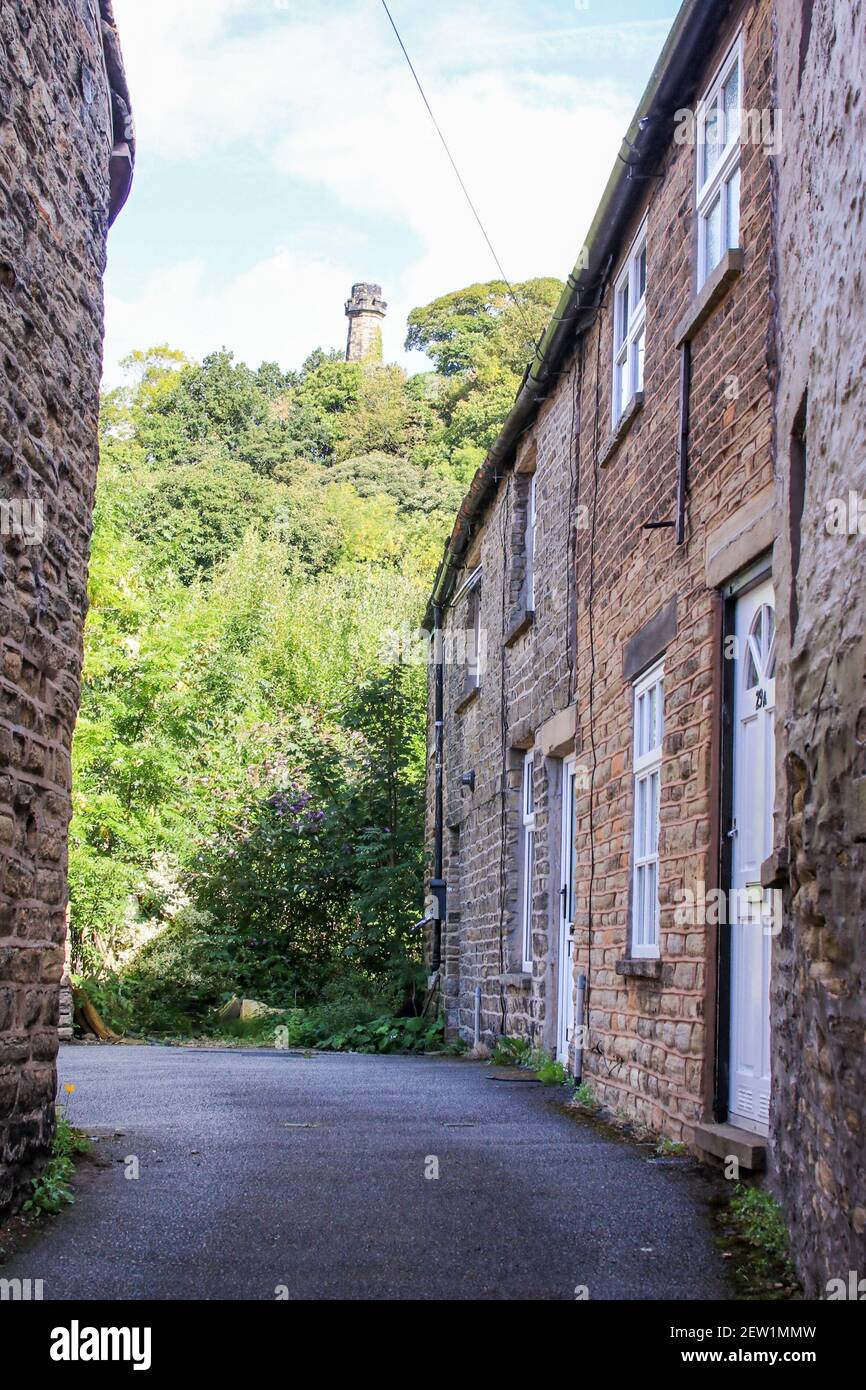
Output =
[
  {"x1": 705, "y1": 482, "x2": 778, "y2": 588},
  {"x1": 538, "y1": 703, "x2": 577, "y2": 758}
]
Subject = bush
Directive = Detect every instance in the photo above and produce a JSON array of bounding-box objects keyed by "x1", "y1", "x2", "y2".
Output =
[{"x1": 314, "y1": 1014, "x2": 445, "y2": 1055}]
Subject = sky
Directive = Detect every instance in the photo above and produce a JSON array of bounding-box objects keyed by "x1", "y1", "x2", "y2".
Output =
[{"x1": 105, "y1": 0, "x2": 678, "y2": 383}]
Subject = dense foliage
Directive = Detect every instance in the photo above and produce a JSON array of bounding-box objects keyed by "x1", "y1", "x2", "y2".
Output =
[{"x1": 71, "y1": 276, "x2": 562, "y2": 1032}]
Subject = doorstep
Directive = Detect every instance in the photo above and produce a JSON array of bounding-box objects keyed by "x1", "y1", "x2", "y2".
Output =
[{"x1": 693, "y1": 1121, "x2": 767, "y2": 1172}]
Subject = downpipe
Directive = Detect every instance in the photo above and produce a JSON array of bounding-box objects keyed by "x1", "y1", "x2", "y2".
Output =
[{"x1": 572, "y1": 973, "x2": 587, "y2": 1084}]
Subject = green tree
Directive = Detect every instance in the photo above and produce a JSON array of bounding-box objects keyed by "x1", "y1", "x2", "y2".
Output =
[{"x1": 405, "y1": 277, "x2": 563, "y2": 475}]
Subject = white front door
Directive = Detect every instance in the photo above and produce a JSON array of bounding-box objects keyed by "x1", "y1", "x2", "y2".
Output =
[
  {"x1": 729, "y1": 578, "x2": 775, "y2": 1133},
  {"x1": 557, "y1": 757, "x2": 577, "y2": 1067}
]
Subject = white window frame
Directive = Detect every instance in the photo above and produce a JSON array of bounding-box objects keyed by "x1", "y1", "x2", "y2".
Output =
[
  {"x1": 525, "y1": 472, "x2": 537, "y2": 612},
  {"x1": 520, "y1": 750, "x2": 536, "y2": 972},
  {"x1": 695, "y1": 33, "x2": 743, "y2": 288},
  {"x1": 465, "y1": 572, "x2": 482, "y2": 690},
  {"x1": 631, "y1": 660, "x2": 664, "y2": 959},
  {"x1": 612, "y1": 219, "x2": 648, "y2": 427}
]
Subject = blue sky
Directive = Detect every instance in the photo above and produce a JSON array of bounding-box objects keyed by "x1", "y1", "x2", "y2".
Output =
[{"x1": 106, "y1": 0, "x2": 677, "y2": 382}]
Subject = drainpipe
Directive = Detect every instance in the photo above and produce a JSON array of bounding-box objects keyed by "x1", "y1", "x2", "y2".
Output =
[
  {"x1": 675, "y1": 341, "x2": 692, "y2": 545},
  {"x1": 573, "y1": 974, "x2": 587, "y2": 1084},
  {"x1": 430, "y1": 605, "x2": 446, "y2": 970},
  {"x1": 473, "y1": 986, "x2": 482, "y2": 1050}
]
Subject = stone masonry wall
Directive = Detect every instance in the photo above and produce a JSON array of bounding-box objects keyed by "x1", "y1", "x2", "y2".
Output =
[
  {"x1": 345, "y1": 283, "x2": 386, "y2": 363},
  {"x1": 771, "y1": 0, "x2": 866, "y2": 1294},
  {"x1": 0, "y1": 0, "x2": 125, "y2": 1214},
  {"x1": 431, "y1": 422, "x2": 577, "y2": 1055}
]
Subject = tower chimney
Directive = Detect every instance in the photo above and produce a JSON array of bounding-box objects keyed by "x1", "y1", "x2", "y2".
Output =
[{"x1": 345, "y1": 282, "x2": 387, "y2": 363}]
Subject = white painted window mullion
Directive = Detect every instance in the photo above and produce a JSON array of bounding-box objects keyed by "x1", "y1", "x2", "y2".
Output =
[{"x1": 631, "y1": 662, "x2": 664, "y2": 958}]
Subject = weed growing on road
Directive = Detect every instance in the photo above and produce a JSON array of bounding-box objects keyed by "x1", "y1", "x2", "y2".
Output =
[
  {"x1": 490, "y1": 1036, "x2": 533, "y2": 1066},
  {"x1": 729, "y1": 1184, "x2": 793, "y2": 1267},
  {"x1": 572, "y1": 1081, "x2": 600, "y2": 1109},
  {"x1": 488, "y1": 1037, "x2": 569, "y2": 1084},
  {"x1": 23, "y1": 1116, "x2": 91, "y2": 1218},
  {"x1": 715, "y1": 1183, "x2": 800, "y2": 1298},
  {"x1": 533, "y1": 1056, "x2": 569, "y2": 1085},
  {"x1": 655, "y1": 1136, "x2": 687, "y2": 1157}
]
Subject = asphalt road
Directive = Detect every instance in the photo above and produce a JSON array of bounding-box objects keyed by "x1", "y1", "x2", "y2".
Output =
[{"x1": 4, "y1": 1044, "x2": 732, "y2": 1300}]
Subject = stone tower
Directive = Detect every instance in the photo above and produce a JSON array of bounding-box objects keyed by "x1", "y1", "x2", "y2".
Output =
[
  {"x1": 345, "y1": 283, "x2": 387, "y2": 363},
  {"x1": 0, "y1": 0, "x2": 134, "y2": 1216}
]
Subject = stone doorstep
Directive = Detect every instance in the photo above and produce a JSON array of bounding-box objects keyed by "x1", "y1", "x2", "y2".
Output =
[{"x1": 693, "y1": 1120, "x2": 767, "y2": 1172}]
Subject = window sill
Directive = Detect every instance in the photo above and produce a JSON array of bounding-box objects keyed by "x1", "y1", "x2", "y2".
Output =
[
  {"x1": 455, "y1": 684, "x2": 480, "y2": 715},
  {"x1": 615, "y1": 957, "x2": 665, "y2": 983},
  {"x1": 504, "y1": 607, "x2": 533, "y2": 648},
  {"x1": 498, "y1": 971, "x2": 533, "y2": 989},
  {"x1": 599, "y1": 391, "x2": 644, "y2": 469},
  {"x1": 675, "y1": 248, "x2": 744, "y2": 347}
]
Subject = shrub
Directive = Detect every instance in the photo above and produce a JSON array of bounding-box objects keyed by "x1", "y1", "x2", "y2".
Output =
[{"x1": 314, "y1": 1014, "x2": 445, "y2": 1055}]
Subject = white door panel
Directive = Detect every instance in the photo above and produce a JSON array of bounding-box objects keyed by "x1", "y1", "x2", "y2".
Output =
[
  {"x1": 729, "y1": 579, "x2": 774, "y2": 1133},
  {"x1": 557, "y1": 758, "x2": 577, "y2": 1066}
]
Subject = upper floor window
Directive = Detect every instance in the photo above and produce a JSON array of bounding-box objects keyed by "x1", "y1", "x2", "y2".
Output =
[
  {"x1": 631, "y1": 660, "x2": 664, "y2": 958},
  {"x1": 525, "y1": 472, "x2": 537, "y2": 612},
  {"x1": 696, "y1": 34, "x2": 743, "y2": 287},
  {"x1": 467, "y1": 573, "x2": 483, "y2": 690},
  {"x1": 613, "y1": 221, "x2": 647, "y2": 426}
]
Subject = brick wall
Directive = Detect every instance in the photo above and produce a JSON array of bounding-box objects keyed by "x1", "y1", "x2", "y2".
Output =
[
  {"x1": 0, "y1": 0, "x2": 129, "y2": 1214},
  {"x1": 568, "y1": 0, "x2": 775, "y2": 1141},
  {"x1": 771, "y1": 0, "x2": 866, "y2": 1294}
]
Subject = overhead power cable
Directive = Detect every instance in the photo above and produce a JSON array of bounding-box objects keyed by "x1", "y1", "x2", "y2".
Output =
[{"x1": 379, "y1": 0, "x2": 538, "y2": 357}]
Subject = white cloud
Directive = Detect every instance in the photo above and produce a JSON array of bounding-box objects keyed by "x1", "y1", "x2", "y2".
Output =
[
  {"x1": 108, "y1": 1, "x2": 668, "y2": 376},
  {"x1": 103, "y1": 250, "x2": 355, "y2": 383}
]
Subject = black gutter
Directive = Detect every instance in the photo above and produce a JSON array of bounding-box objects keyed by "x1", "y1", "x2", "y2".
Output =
[{"x1": 423, "y1": 0, "x2": 734, "y2": 630}]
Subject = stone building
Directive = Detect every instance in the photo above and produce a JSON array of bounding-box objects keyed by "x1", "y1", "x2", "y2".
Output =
[
  {"x1": 425, "y1": 350, "x2": 580, "y2": 1059},
  {"x1": 345, "y1": 282, "x2": 387, "y2": 362},
  {"x1": 770, "y1": 0, "x2": 866, "y2": 1297},
  {"x1": 424, "y1": 0, "x2": 864, "y2": 1290},
  {"x1": 0, "y1": 0, "x2": 133, "y2": 1215}
]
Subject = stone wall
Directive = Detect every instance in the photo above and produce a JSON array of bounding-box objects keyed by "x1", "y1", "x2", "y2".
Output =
[
  {"x1": 0, "y1": 0, "x2": 131, "y2": 1214},
  {"x1": 345, "y1": 282, "x2": 386, "y2": 362},
  {"x1": 770, "y1": 0, "x2": 866, "y2": 1295},
  {"x1": 432, "y1": 427, "x2": 577, "y2": 1054}
]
